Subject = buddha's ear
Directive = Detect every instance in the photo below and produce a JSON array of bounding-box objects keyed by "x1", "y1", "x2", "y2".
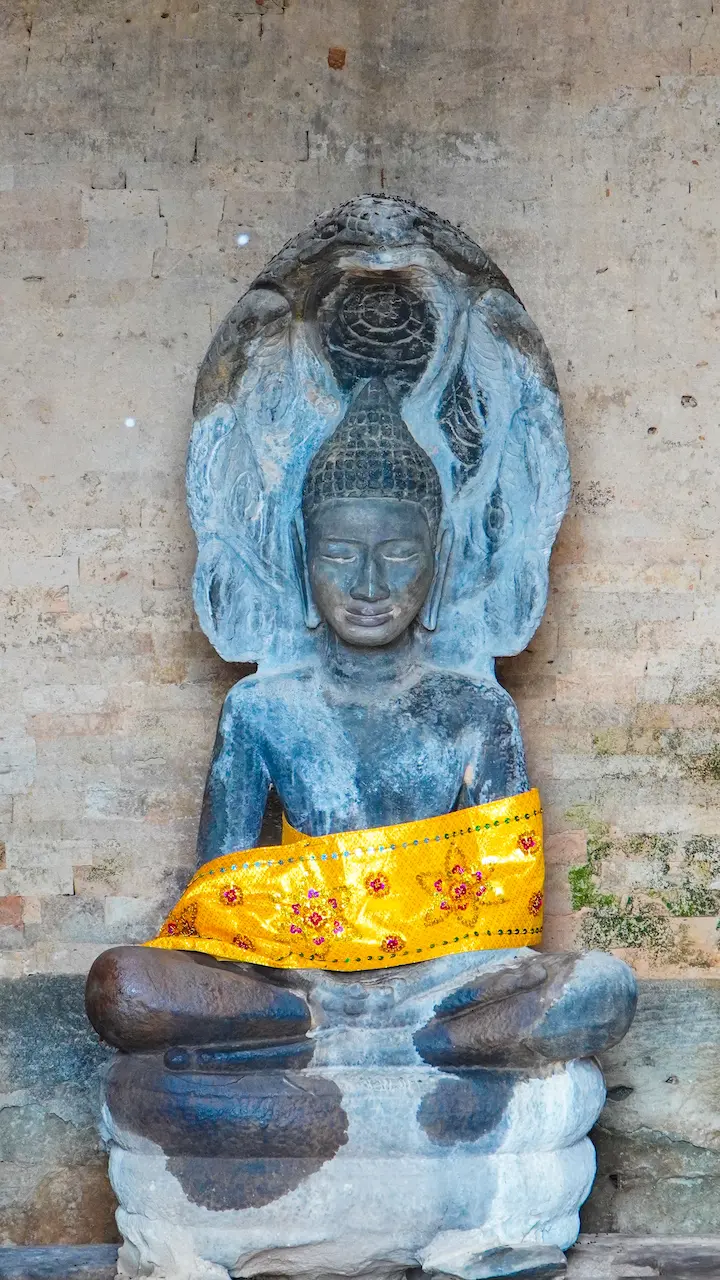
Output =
[
  {"x1": 420, "y1": 517, "x2": 454, "y2": 632},
  {"x1": 291, "y1": 510, "x2": 322, "y2": 629}
]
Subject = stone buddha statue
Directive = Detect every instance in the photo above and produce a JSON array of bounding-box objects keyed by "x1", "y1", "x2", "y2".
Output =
[{"x1": 85, "y1": 198, "x2": 636, "y2": 1280}]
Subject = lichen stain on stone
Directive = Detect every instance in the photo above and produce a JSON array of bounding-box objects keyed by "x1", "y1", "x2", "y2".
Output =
[
  {"x1": 592, "y1": 727, "x2": 630, "y2": 757},
  {"x1": 565, "y1": 811, "x2": 720, "y2": 966},
  {"x1": 563, "y1": 807, "x2": 613, "y2": 871},
  {"x1": 682, "y1": 744, "x2": 720, "y2": 783},
  {"x1": 691, "y1": 682, "x2": 720, "y2": 709},
  {"x1": 580, "y1": 898, "x2": 677, "y2": 959}
]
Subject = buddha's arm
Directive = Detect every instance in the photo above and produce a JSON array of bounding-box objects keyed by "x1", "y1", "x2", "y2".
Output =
[
  {"x1": 463, "y1": 687, "x2": 530, "y2": 805},
  {"x1": 196, "y1": 688, "x2": 271, "y2": 866}
]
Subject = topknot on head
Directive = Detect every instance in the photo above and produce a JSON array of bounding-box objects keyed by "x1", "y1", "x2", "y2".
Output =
[{"x1": 301, "y1": 379, "x2": 443, "y2": 534}]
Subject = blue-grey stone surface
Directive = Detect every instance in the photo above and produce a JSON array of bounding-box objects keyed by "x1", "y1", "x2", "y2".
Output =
[{"x1": 0, "y1": 1245, "x2": 118, "y2": 1279}]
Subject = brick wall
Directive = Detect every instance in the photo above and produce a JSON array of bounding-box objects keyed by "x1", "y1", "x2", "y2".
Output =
[{"x1": 1, "y1": 0, "x2": 720, "y2": 1244}]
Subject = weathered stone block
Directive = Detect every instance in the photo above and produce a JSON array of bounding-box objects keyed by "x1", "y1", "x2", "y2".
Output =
[
  {"x1": 0, "y1": 193, "x2": 86, "y2": 252},
  {"x1": 81, "y1": 190, "x2": 160, "y2": 220},
  {"x1": 0, "y1": 735, "x2": 36, "y2": 798},
  {"x1": 0, "y1": 558, "x2": 79, "y2": 590},
  {"x1": 585, "y1": 980, "x2": 720, "y2": 1234},
  {"x1": 0, "y1": 897, "x2": 25, "y2": 931}
]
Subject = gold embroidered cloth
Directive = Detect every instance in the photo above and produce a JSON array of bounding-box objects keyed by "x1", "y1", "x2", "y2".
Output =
[{"x1": 146, "y1": 788, "x2": 544, "y2": 971}]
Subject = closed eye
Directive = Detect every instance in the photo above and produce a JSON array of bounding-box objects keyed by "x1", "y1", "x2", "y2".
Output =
[
  {"x1": 380, "y1": 542, "x2": 423, "y2": 563},
  {"x1": 319, "y1": 543, "x2": 358, "y2": 563}
]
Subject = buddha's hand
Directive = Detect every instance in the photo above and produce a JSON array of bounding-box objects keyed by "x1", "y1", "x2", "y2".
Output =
[
  {"x1": 308, "y1": 973, "x2": 399, "y2": 1021},
  {"x1": 413, "y1": 949, "x2": 637, "y2": 1068}
]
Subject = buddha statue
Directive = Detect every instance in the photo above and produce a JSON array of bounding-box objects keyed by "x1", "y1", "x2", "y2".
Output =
[{"x1": 85, "y1": 197, "x2": 636, "y2": 1280}]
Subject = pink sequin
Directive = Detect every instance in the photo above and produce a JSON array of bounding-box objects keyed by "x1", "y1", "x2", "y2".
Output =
[{"x1": 383, "y1": 935, "x2": 404, "y2": 954}]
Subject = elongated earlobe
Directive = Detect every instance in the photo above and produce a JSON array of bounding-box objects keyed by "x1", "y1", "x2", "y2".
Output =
[
  {"x1": 291, "y1": 511, "x2": 322, "y2": 629},
  {"x1": 419, "y1": 519, "x2": 453, "y2": 632}
]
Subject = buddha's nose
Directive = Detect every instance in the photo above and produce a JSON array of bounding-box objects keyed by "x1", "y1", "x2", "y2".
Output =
[{"x1": 350, "y1": 552, "x2": 389, "y2": 602}]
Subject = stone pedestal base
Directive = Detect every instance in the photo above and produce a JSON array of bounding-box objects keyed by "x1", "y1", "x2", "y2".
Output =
[{"x1": 102, "y1": 1055, "x2": 606, "y2": 1280}]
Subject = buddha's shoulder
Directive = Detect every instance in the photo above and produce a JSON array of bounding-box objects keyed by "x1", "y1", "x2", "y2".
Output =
[{"x1": 221, "y1": 666, "x2": 318, "y2": 722}]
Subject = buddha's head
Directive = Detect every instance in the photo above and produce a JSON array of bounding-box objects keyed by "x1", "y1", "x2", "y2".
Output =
[{"x1": 295, "y1": 380, "x2": 452, "y2": 648}]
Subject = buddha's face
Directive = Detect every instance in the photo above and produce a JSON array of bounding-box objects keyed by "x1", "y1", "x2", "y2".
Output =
[{"x1": 305, "y1": 497, "x2": 435, "y2": 647}]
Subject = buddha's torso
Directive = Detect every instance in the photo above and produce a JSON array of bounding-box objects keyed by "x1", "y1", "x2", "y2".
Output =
[{"x1": 198, "y1": 664, "x2": 529, "y2": 862}]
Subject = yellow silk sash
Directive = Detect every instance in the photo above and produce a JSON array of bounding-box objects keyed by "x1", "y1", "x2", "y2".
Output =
[{"x1": 146, "y1": 789, "x2": 544, "y2": 971}]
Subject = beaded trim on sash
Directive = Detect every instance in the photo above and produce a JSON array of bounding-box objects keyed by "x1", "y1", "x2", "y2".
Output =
[{"x1": 146, "y1": 789, "x2": 544, "y2": 971}]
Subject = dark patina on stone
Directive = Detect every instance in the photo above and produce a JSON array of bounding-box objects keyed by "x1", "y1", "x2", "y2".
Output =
[{"x1": 107, "y1": 1053, "x2": 348, "y2": 1210}]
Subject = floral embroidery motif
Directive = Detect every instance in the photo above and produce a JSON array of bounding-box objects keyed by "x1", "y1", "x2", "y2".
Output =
[
  {"x1": 221, "y1": 885, "x2": 242, "y2": 906},
  {"x1": 528, "y1": 891, "x2": 543, "y2": 916},
  {"x1": 287, "y1": 885, "x2": 350, "y2": 956},
  {"x1": 365, "y1": 871, "x2": 390, "y2": 897},
  {"x1": 164, "y1": 903, "x2": 199, "y2": 937},
  {"x1": 519, "y1": 832, "x2": 537, "y2": 852},
  {"x1": 382, "y1": 934, "x2": 405, "y2": 954},
  {"x1": 417, "y1": 847, "x2": 489, "y2": 928},
  {"x1": 233, "y1": 934, "x2": 253, "y2": 951}
]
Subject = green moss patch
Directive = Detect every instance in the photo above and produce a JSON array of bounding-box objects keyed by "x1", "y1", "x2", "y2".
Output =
[{"x1": 566, "y1": 812, "x2": 720, "y2": 963}]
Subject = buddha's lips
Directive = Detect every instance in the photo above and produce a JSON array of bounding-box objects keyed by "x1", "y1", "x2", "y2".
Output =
[{"x1": 344, "y1": 608, "x2": 393, "y2": 627}]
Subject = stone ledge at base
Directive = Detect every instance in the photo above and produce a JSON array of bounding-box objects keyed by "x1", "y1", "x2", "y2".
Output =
[
  {"x1": 0, "y1": 1247, "x2": 119, "y2": 1280},
  {"x1": 2, "y1": 1240, "x2": 720, "y2": 1280},
  {"x1": 567, "y1": 1235, "x2": 720, "y2": 1278}
]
